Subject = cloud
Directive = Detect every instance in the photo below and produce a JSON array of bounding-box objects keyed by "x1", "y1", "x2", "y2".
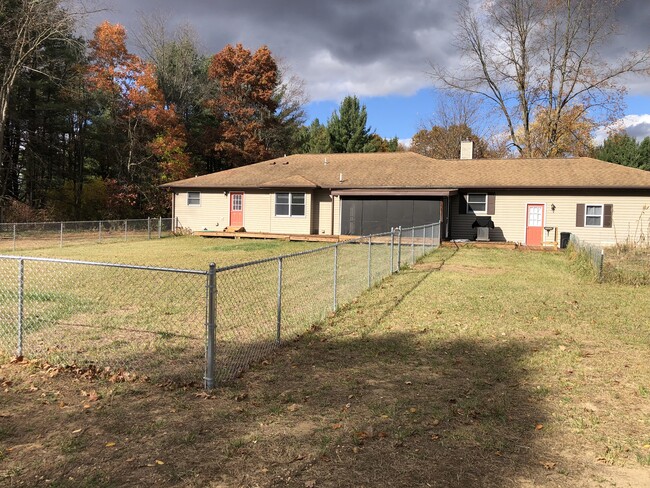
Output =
[
  {"x1": 593, "y1": 114, "x2": 650, "y2": 144},
  {"x1": 87, "y1": 0, "x2": 650, "y2": 102}
]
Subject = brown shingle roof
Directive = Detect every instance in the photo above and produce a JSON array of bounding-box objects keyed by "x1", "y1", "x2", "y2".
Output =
[{"x1": 162, "y1": 152, "x2": 650, "y2": 190}]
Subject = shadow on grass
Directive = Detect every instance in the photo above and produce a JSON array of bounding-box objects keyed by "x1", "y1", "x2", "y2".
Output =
[{"x1": 242, "y1": 331, "x2": 549, "y2": 488}]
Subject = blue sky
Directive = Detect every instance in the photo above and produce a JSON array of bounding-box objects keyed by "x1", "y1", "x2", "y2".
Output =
[
  {"x1": 92, "y1": 0, "x2": 650, "y2": 146},
  {"x1": 305, "y1": 89, "x2": 438, "y2": 142}
]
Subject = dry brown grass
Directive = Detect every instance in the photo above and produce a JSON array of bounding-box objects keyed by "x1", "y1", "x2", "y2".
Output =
[{"x1": 1, "y1": 247, "x2": 649, "y2": 487}]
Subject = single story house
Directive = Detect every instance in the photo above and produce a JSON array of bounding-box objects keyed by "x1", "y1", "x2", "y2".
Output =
[{"x1": 162, "y1": 150, "x2": 650, "y2": 247}]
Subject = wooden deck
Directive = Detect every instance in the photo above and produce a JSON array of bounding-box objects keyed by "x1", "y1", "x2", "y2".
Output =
[{"x1": 193, "y1": 231, "x2": 360, "y2": 243}]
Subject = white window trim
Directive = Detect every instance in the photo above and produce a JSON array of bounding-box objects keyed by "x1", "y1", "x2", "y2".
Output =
[
  {"x1": 466, "y1": 193, "x2": 488, "y2": 214},
  {"x1": 584, "y1": 204, "x2": 604, "y2": 228},
  {"x1": 231, "y1": 193, "x2": 243, "y2": 212},
  {"x1": 275, "y1": 192, "x2": 306, "y2": 218},
  {"x1": 187, "y1": 191, "x2": 201, "y2": 207}
]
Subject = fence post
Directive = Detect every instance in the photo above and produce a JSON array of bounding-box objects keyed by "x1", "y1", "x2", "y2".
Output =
[
  {"x1": 158, "y1": 216, "x2": 162, "y2": 239},
  {"x1": 124, "y1": 220, "x2": 128, "y2": 241},
  {"x1": 276, "y1": 257, "x2": 283, "y2": 344},
  {"x1": 397, "y1": 226, "x2": 402, "y2": 271},
  {"x1": 98, "y1": 221, "x2": 102, "y2": 243},
  {"x1": 389, "y1": 228, "x2": 395, "y2": 274},
  {"x1": 17, "y1": 259, "x2": 24, "y2": 358},
  {"x1": 599, "y1": 249, "x2": 605, "y2": 282},
  {"x1": 204, "y1": 263, "x2": 217, "y2": 390},
  {"x1": 60, "y1": 222, "x2": 64, "y2": 248},
  {"x1": 411, "y1": 228, "x2": 415, "y2": 265},
  {"x1": 147, "y1": 217, "x2": 151, "y2": 240},
  {"x1": 367, "y1": 235, "x2": 372, "y2": 288},
  {"x1": 12, "y1": 224, "x2": 16, "y2": 252},
  {"x1": 333, "y1": 245, "x2": 338, "y2": 312},
  {"x1": 421, "y1": 226, "x2": 425, "y2": 257}
]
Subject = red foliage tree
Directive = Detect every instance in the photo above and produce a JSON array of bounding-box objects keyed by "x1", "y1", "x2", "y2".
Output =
[
  {"x1": 208, "y1": 44, "x2": 279, "y2": 167},
  {"x1": 87, "y1": 21, "x2": 191, "y2": 214}
]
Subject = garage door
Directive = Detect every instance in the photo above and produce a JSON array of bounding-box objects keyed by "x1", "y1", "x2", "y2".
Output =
[{"x1": 340, "y1": 197, "x2": 441, "y2": 235}]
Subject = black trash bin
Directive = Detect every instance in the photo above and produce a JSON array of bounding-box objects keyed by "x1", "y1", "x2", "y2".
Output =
[{"x1": 560, "y1": 232, "x2": 571, "y2": 249}]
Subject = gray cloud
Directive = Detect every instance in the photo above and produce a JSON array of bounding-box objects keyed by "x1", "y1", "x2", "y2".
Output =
[{"x1": 86, "y1": 0, "x2": 650, "y2": 101}]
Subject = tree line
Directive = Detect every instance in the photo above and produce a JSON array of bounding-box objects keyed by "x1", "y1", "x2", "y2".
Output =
[{"x1": 0, "y1": 4, "x2": 397, "y2": 222}]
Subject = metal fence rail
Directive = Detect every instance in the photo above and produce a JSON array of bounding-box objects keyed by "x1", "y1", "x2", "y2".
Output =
[
  {"x1": 0, "y1": 217, "x2": 176, "y2": 252},
  {"x1": 0, "y1": 223, "x2": 441, "y2": 388}
]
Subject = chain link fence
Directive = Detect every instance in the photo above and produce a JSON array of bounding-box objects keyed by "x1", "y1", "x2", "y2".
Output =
[
  {"x1": 0, "y1": 223, "x2": 441, "y2": 388},
  {"x1": 0, "y1": 217, "x2": 176, "y2": 252},
  {"x1": 568, "y1": 234, "x2": 650, "y2": 285},
  {"x1": 209, "y1": 223, "x2": 441, "y2": 384}
]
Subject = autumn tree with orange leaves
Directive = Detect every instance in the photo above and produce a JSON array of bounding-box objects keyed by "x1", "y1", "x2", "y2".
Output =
[
  {"x1": 208, "y1": 43, "x2": 281, "y2": 167},
  {"x1": 86, "y1": 21, "x2": 190, "y2": 214}
]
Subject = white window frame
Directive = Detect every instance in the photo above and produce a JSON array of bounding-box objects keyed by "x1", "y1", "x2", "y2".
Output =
[
  {"x1": 585, "y1": 204, "x2": 604, "y2": 228},
  {"x1": 466, "y1": 193, "x2": 488, "y2": 214},
  {"x1": 187, "y1": 191, "x2": 201, "y2": 206},
  {"x1": 275, "y1": 192, "x2": 306, "y2": 218},
  {"x1": 231, "y1": 192, "x2": 243, "y2": 212}
]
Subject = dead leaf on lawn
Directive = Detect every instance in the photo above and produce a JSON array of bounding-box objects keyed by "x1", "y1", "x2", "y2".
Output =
[
  {"x1": 535, "y1": 424, "x2": 544, "y2": 430},
  {"x1": 541, "y1": 461, "x2": 557, "y2": 470},
  {"x1": 331, "y1": 423, "x2": 342, "y2": 430},
  {"x1": 155, "y1": 460, "x2": 164, "y2": 465},
  {"x1": 305, "y1": 481, "x2": 316, "y2": 488},
  {"x1": 105, "y1": 442, "x2": 116, "y2": 447},
  {"x1": 287, "y1": 403, "x2": 300, "y2": 412}
]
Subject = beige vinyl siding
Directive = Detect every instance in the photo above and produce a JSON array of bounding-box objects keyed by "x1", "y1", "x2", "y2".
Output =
[
  {"x1": 451, "y1": 190, "x2": 650, "y2": 246},
  {"x1": 269, "y1": 191, "x2": 312, "y2": 234},
  {"x1": 333, "y1": 195, "x2": 341, "y2": 235},
  {"x1": 314, "y1": 190, "x2": 334, "y2": 235},
  {"x1": 174, "y1": 191, "x2": 229, "y2": 231}
]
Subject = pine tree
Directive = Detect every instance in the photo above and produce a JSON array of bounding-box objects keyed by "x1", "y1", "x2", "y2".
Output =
[
  {"x1": 596, "y1": 132, "x2": 641, "y2": 168},
  {"x1": 327, "y1": 96, "x2": 373, "y2": 153}
]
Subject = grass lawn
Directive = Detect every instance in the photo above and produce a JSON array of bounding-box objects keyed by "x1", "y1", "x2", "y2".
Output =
[
  {"x1": 1, "y1": 247, "x2": 649, "y2": 487},
  {"x1": 2, "y1": 235, "x2": 324, "y2": 270}
]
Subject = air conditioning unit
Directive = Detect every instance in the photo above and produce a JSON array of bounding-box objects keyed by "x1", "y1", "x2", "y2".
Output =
[{"x1": 476, "y1": 226, "x2": 490, "y2": 242}]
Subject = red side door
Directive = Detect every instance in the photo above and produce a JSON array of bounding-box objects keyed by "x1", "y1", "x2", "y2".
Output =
[
  {"x1": 526, "y1": 204, "x2": 544, "y2": 246},
  {"x1": 230, "y1": 192, "x2": 244, "y2": 227}
]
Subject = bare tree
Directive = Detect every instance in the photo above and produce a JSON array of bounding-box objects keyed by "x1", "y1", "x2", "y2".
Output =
[
  {"x1": 136, "y1": 13, "x2": 210, "y2": 123},
  {"x1": 0, "y1": 0, "x2": 87, "y2": 217},
  {"x1": 431, "y1": 0, "x2": 650, "y2": 157}
]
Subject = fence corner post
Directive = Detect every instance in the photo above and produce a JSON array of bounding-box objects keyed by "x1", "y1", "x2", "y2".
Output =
[
  {"x1": 60, "y1": 222, "x2": 64, "y2": 248},
  {"x1": 147, "y1": 217, "x2": 151, "y2": 240},
  {"x1": 158, "y1": 216, "x2": 162, "y2": 239},
  {"x1": 17, "y1": 258, "x2": 24, "y2": 359},
  {"x1": 204, "y1": 263, "x2": 217, "y2": 390}
]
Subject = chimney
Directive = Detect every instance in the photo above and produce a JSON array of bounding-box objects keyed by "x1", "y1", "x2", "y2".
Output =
[{"x1": 460, "y1": 140, "x2": 474, "y2": 160}]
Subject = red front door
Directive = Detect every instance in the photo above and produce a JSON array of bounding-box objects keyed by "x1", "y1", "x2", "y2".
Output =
[
  {"x1": 230, "y1": 192, "x2": 243, "y2": 227},
  {"x1": 526, "y1": 204, "x2": 544, "y2": 246}
]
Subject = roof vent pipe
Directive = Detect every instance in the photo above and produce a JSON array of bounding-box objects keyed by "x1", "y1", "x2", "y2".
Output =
[
  {"x1": 339, "y1": 172, "x2": 343, "y2": 182},
  {"x1": 460, "y1": 140, "x2": 474, "y2": 160}
]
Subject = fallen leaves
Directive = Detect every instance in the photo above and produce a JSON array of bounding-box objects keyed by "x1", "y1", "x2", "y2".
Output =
[
  {"x1": 287, "y1": 403, "x2": 300, "y2": 412},
  {"x1": 535, "y1": 424, "x2": 544, "y2": 431}
]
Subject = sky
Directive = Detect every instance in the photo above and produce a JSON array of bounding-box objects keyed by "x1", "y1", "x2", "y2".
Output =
[{"x1": 86, "y1": 0, "x2": 650, "y2": 146}]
